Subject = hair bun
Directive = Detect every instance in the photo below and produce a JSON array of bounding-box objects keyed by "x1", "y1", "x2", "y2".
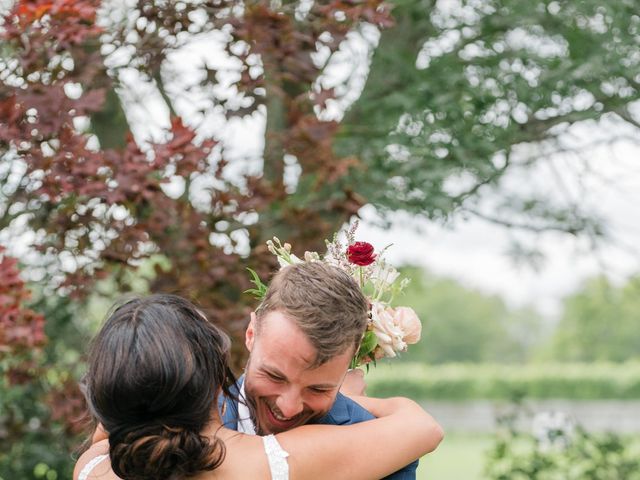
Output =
[{"x1": 111, "y1": 424, "x2": 225, "y2": 480}]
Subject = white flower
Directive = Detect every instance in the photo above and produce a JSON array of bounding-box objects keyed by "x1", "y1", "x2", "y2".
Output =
[
  {"x1": 304, "y1": 251, "x2": 320, "y2": 262},
  {"x1": 277, "y1": 253, "x2": 303, "y2": 269},
  {"x1": 289, "y1": 254, "x2": 303, "y2": 264},
  {"x1": 277, "y1": 257, "x2": 289, "y2": 269},
  {"x1": 370, "y1": 261, "x2": 400, "y2": 288},
  {"x1": 532, "y1": 411, "x2": 575, "y2": 451},
  {"x1": 370, "y1": 301, "x2": 407, "y2": 358}
]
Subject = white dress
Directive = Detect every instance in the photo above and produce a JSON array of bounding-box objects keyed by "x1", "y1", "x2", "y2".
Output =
[
  {"x1": 77, "y1": 454, "x2": 108, "y2": 480},
  {"x1": 76, "y1": 436, "x2": 290, "y2": 480},
  {"x1": 263, "y1": 434, "x2": 290, "y2": 480}
]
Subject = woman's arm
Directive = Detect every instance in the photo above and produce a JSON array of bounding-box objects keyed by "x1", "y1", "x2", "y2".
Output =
[
  {"x1": 339, "y1": 369, "x2": 367, "y2": 397},
  {"x1": 277, "y1": 396, "x2": 443, "y2": 480},
  {"x1": 348, "y1": 395, "x2": 408, "y2": 418}
]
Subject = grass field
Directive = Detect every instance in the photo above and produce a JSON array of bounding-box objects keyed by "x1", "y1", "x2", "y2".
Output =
[
  {"x1": 416, "y1": 431, "x2": 640, "y2": 479},
  {"x1": 417, "y1": 433, "x2": 492, "y2": 480}
]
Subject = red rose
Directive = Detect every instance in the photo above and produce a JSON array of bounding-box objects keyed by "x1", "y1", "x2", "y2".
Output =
[{"x1": 346, "y1": 242, "x2": 376, "y2": 266}]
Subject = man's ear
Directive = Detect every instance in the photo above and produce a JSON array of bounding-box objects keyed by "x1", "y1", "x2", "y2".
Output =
[{"x1": 245, "y1": 312, "x2": 257, "y2": 352}]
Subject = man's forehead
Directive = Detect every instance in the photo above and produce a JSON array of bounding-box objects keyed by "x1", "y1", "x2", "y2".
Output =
[
  {"x1": 256, "y1": 312, "x2": 317, "y2": 354},
  {"x1": 258, "y1": 348, "x2": 316, "y2": 372}
]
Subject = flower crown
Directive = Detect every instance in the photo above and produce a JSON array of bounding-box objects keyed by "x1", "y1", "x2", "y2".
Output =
[{"x1": 246, "y1": 222, "x2": 422, "y2": 369}]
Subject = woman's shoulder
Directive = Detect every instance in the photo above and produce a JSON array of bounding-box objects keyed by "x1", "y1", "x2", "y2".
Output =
[
  {"x1": 203, "y1": 429, "x2": 272, "y2": 479},
  {"x1": 73, "y1": 440, "x2": 115, "y2": 480}
]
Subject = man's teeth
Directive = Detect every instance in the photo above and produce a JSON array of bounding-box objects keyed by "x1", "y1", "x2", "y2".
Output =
[{"x1": 271, "y1": 408, "x2": 292, "y2": 421}]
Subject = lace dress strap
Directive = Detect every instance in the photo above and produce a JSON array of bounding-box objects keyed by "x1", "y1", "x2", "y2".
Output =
[
  {"x1": 262, "y1": 434, "x2": 290, "y2": 480},
  {"x1": 78, "y1": 454, "x2": 108, "y2": 480}
]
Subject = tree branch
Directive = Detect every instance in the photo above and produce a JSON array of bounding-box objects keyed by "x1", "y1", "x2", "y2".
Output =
[{"x1": 463, "y1": 207, "x2": 586, "y2": 236}]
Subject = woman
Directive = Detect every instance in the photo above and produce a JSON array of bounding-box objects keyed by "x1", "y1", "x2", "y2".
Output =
[{"x1": 74, "y1": 294, "x2": 443, "y2": 480}]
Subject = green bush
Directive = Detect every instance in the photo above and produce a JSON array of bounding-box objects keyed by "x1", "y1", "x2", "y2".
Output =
[
  {"x1": 366, "y1": 362, "x2": 640, "y2": 400},
  {"x1": 485, "y1": 400, "x2": 640, "y2": 480},
  {"x1": 0, "y1": 295, "x2": 92, "y2": 480}
]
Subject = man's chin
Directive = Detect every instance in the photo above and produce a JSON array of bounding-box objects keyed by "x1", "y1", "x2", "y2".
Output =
[
  {"x1": 257, "y1": 403, "x2": 318, "y2": 434},
  {"x1": 260, "y1": 410, "x2": 305, "y2": 434}
]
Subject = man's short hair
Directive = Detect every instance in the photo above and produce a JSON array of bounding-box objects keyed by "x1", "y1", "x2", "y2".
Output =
[{"x1": 255, "y1": 262, "x2": 369, "y2": 366}]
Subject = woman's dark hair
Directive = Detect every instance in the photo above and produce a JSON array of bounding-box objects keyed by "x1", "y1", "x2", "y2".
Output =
[{"x1": 83, "y1": 294, "x2": 237, "y2": 480}]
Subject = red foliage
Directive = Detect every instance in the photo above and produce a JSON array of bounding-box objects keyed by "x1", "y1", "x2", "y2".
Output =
[
  {"x1": 8, "y1": 0, "x2": 101, "y2": 43},
  {"x1": 0, "y1": 248, "x2": 46, "y2": 384},
  {"x1": 47, "y1": 378, "x2": 89, "y2": 436},
  {"x1": 0, "y1": 0, "x2": 394, "y2": 437}
]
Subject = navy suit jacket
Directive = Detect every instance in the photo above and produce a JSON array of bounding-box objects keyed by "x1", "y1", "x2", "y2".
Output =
[{"x1": 219, "y1": 377, "x2": 418, "y2": 480}]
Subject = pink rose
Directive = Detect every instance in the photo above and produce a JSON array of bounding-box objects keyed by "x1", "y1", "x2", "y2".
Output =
[{"x1": 393, "y1": 306, "x2": 422, "y2": 344}]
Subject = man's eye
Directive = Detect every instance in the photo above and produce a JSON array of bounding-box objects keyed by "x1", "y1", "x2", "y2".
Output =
[
  {"x1": 309, "y1": 388, "x2": 329, "y2": 394},
  {"x1": 267, "y1": 373, "x2": 285, "y2": 382}
]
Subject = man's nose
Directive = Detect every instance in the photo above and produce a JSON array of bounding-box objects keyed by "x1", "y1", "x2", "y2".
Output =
[{"x1": 276, "y1": 389, "x2": 304, "y2": 418}]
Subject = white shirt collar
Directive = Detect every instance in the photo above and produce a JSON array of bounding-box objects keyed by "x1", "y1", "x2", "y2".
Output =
[{"x1": 237, "y1": 380, "x2": 256, "y2": 435}]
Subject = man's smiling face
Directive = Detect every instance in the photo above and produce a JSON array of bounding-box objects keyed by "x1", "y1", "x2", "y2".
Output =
[{"x1": 243, "y1": 310, "x2": 352, "y2": 435}]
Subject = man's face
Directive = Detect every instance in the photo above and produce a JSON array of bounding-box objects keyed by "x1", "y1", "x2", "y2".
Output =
[{"x1": 243, "y1": 310, "x2": 352, "y2": 435}]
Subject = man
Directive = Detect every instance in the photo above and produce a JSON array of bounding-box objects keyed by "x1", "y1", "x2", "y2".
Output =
[{"x1": 221, "y1": 261, "x2": 419, "y2": 479}]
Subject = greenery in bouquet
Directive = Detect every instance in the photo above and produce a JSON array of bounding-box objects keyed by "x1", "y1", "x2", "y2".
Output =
[{"x1": 246, "y1": 222, "x2": 422, "y2": 369}]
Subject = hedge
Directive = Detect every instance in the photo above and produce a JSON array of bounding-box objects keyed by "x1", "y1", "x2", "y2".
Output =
[{"x1": 365, "y1": 362, "x2": 640, "y2": 400}]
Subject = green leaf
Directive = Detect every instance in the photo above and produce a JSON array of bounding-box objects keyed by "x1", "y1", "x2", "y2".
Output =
[
  {"x1": 351, "y1": 331, "x2": 379, "y2": 369},
  {"x1": 360, "y1": 331, "x2": 378, "y2": 356},
  {"x1": 244, "y1": 267, "x2": 267, "y2": 300}
]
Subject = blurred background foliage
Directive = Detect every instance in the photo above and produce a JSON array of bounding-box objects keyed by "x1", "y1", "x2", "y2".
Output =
[
  {"x1": 1, "y1": 0, "x2": 640, "y2": 478},
  {"x1": 399, "y1": 266, "x2": 545, "y2": 364},
  {"x1": 484, "y1": 400, "x2": 640, "y2": 480},
  {"x1": 401, "y1": 267, "x2": 640, "y2": 366}
]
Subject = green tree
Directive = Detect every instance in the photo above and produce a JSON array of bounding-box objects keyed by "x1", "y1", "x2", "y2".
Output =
[
  {"x1": 398, "y1": 267, "x2": 543, "y2": 363},
  {"x1": 340, "y1": 0, "x2": 640, "y2": 236},
  {"x1": 55, "y1": 0, "x2": 640, "y2": 245},
  {"x1": 549, "y1": 275, "x2": 640, "y2": 362}
]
